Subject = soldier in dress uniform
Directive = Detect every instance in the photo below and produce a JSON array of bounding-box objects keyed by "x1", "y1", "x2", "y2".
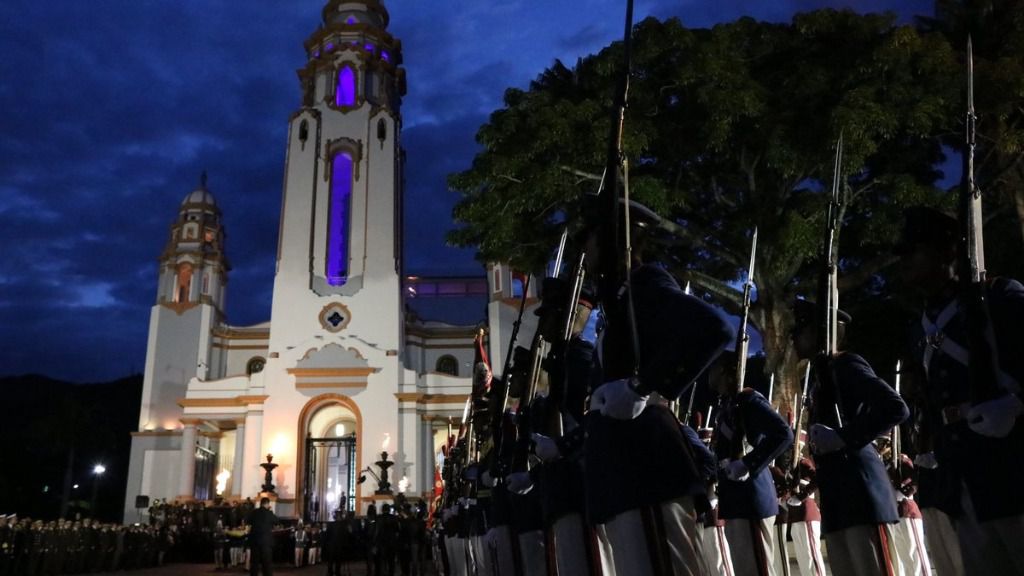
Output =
[
  {"x1": 791, "y1": 299, "x2": 908, "y2": 576},
  {"x1": 877, "y1": 443, "x2": 932, "y2": 576},
  {"x1": 527, "y1": 281, "x2": 602, "y2": 576},
  {"x1": 777, "y1": 432, "x2": 826, "y2": 576},
  {"x1": 695, "y1": 419, "x2": 735, "y2": 576},
  {"x1": 586, "y1": 236, "x2": 734, "y2": 575},
  {"x1": 896, "y1": 206, "x2": 1024, "y2": 574},
  {"x1": 709, "y1": 353, "x2": 794, "y2": 576}
]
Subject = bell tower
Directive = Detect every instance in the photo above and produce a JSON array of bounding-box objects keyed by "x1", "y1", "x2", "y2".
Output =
[
  {"x1": 268, "y1": 0, "x2": 405, "y2": 352},
  {"x1": 138, "y1": 174, "x2": 229, "y2": 431}
]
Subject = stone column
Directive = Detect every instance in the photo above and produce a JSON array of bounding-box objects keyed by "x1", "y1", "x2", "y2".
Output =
[
  {"x1": 178, "y1": 422, "x2": 198, "y2": 500},
  {"x1": 232, "y1": 418, "x2": 246, "y2": 497}
]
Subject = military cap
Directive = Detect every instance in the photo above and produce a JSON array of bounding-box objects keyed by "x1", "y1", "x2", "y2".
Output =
[
  {"x1": 895, "y1": 205, "x2": 958, "y2": 254},
  {"x1": 792, "y1": 298, "x2": 851, "y2": 325}
]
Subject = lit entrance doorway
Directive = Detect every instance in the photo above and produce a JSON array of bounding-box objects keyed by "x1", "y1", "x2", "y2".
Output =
[
  {"x1": 304, "y1": 433, "x2": 356, "y2": 521},
  {"x1": 300, "y1": 399, "x2": 360, "y2": 522}
]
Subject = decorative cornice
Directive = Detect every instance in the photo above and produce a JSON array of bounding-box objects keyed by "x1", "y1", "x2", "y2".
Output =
[
  {"x1": 288, "y1": 367, "x2": 376, "y2": 377},
  {"x1": 395, "y1": 393, "x2": 470, "y2": 405},
  {"x1": 295, "y1": 381, "x2": 367, "y2": 390},
  {"x1": 177, "y1": 395, "x2": 270, "y2": 408},
  {"x1": 212, "y1": 327, "x2": 270, "y2": 340},
  {"x1": 131, "y1": 430, "x2": 180, "y2": 437}
]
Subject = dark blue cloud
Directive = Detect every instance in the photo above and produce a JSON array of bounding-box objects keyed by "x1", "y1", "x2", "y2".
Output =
[{"x1": 0, "y1": 0, "x2": 931, "y2": 382}]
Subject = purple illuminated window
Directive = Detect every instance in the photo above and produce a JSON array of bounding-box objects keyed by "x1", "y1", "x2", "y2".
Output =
[
  {"x1": 364, "y1": 43, "x2": 374, "y2": 53},
  {"x1": 326, "y1": 42, "x2": 334, "y2": 51},
  {"x1": 381, "y1": 50, "x2": 390, "y2": 63},
  {"x1": 313, "y1": 50, "x2": 321, "y2": 58},
  {"x1": 326, "y1": 151, "x2": 353, "y2": 286},
  {"x1": 336, "y1": 66, "x2": 356, "y2": 107},
  {"x1": 346, "y1": 16, "x2": 357, "y2": 24}
]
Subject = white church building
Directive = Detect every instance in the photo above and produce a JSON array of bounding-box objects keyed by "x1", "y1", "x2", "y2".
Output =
[{"x1": 123, "y1": 0, "x2": 537, "y2": 522}]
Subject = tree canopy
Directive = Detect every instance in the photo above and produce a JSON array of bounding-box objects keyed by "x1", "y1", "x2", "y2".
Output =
[{"x1": 447, "y1": 7, "x2": 1023, "y2": 406}]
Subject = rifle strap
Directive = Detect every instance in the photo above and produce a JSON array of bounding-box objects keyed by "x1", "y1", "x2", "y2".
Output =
[{"x1": 921, "y1": 300, "x2": 1020, "y2": 394}]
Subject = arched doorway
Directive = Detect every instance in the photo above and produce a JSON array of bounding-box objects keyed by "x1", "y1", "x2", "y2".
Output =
[{"x1": 296, "y1": 395, "x2": 362, "y2": 522}]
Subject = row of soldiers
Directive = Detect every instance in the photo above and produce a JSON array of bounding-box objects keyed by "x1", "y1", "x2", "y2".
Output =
[
  {"x1": 431, "y1": 197, "x2": 1023, "y2": 576},
  {"x1": 0, "y1": 515, "x2": 173, "y2": 576}
]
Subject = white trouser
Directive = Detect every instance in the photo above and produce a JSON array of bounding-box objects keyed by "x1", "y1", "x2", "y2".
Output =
[
  {"x1": 596, "y1": 496, "x2": 703, "y2": 576},
  {"x1": 485, "y1": 526, "x2": 517, "y2": 576},
  {"x1": 789, "y1": 521, "x2": 826, "y2": 576},
  {"x1": 445, "y1": 537, "x2": 469, "y2": 576},
  {"x1": 553, "y1": 513, "x2": 592, "y2": 576},
  {"x1": 517, "y1": 529, "x2": 547, "y2": 576},
  {"x1": 920, "y1": 507, "x2": 963, "y2": 576},
  {"x1": 891, "y1": 516, "x2": 931, "y2": 576},
  {"x1": 699, "y1": 523, "x2": 734, "y2": 576},
  {"x1": 724, "y1": 517, "x2": 778, "y2": 576},
  {"x1": 957, "y1": 486, "x2": 1024, "y2": 576},
  {"x1": 824, "y1": 524, "x2": 897, "y2": 576}
]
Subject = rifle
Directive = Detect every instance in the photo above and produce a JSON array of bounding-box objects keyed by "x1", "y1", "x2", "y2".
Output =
[
  {"x1": 892, "y1": 360, "x2": 902, "y2": 475},
  {"x1": 791, "y1": 362, "x2": 812, "y2": 472},
  {"x1": 958, "y1": 38, "x2": 1009, "y2": 403},
  {"x1": 816, "y1": 135, "x2": 845, "y2": 427},
  {"x1": 589, "y1": 0, "x2": 638, "y2": 383},
  {"x1": 724, "y1": 228, "x2": 758, "y2": 459},
  {"x1": 735, "y1": 229, "x2": 758, "y2": 394},
  {"x1": 494, "y1": 273, "x2": 532, "y2": 464}
]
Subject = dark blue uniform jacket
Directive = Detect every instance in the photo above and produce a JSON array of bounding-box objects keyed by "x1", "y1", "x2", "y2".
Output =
[
  {"x1": 585, "y1": 264, "x2": 733, "y2": 525},
  {"x1": 812, "y1": 353, "x2": 908, "y2": 534},
  {"x1": 715, "y1": 390, "x2": 793, "y2": 520},
  {"x1": 910, "y1": 277, "x2": 1024, "y2": 522}
]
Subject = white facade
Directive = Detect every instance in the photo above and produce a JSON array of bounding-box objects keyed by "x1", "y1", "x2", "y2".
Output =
[{"x1": 123, "y1": 0, "x2": 510, "y2": 522}]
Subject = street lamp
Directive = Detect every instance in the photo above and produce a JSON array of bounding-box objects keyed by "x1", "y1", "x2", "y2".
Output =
[{"x1": 91, "y1": 464, "x2": 106, "y2": 518}]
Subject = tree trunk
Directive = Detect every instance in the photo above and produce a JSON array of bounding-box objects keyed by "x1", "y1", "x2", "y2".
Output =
[{"x1": 757, "y1": 296, "x2": 803, "y2": 422}]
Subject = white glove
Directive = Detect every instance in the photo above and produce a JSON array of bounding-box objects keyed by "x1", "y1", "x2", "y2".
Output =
[
  {"x1": 720, "y1": 459, "x2": 750, "y2": 482},
  {"x1": 968, "y1": 394, "x2": 1023, "y2": 438},
  {"x1": 590, "y1": 378, "x2": 648, "y2": 420},
  {"x1": 895, "y1": 491, "x2": 908, "y2": 502},
  {"x1": 506, "y1": 471, "x2": 534, "y2": 495},
  {"x1": 913, "y1": 452, "x2": 939, "y2": 470},
  {"x1": 809, "y1": 423, "x2": 846, "y2": 455},
  {"x1": 786, "y1": 496, "x2": 803, "y2": 507},
  {"x1": 480, "y1": 470, "x2": 495, "y2": 488},
  {"x1": 705, "y1": 484, "x2": 719, "y2": 510},
  {"x1": 531, "y1": 433, "x2": 561, "y2": 462}
]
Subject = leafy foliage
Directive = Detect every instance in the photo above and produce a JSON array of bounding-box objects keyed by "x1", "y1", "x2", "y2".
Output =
[{"x1": 448, "y1": 10, "x2": 966, "y2": 404}]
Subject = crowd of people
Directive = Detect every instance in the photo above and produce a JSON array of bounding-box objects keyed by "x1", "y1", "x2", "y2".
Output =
[
  {"x1": 0, "y1": 516, "x2": 173, "y2": 576},
  {"x1": 1, "y1": 496, "x2": 438, "y2": 576}
]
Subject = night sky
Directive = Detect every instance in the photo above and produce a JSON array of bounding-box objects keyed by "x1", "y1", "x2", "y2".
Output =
[{"x1": 0, "y1": 0, "x2": 932, "y2": 383}]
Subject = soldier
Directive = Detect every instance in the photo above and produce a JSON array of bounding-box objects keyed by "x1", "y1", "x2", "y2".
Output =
[
  {"x1": 586, "y1": 238, "x2": 734, "y2": 575},
  {"x1": 778, "y1": 432, "x2": 826, "y2": 576},
  {"x1": 791, "y1": 299, "x2": 908, "y2": 576},
  {"x1": 897, "y1": 206, "x2": 1024, "y2": 574},
  {"x1": 710, "y1": 352, "x2": 794, "y2": 576},
  {"x1": 695, "y1": 418, "x2": 735, "y2": 576}
]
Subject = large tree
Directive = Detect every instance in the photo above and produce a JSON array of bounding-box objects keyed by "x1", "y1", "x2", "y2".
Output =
[{"x1": 449, "y1": 11, "x2": 958, "y2": 407}]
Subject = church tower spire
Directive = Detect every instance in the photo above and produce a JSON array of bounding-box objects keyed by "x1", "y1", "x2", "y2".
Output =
[{"x1": 157, "y1": 173, "x2": 229, "y2": 313}]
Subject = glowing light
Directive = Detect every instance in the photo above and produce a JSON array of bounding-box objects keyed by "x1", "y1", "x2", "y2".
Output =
[
  {"x1": 398, "y1": 476, "x2": 409, "y2": 493},
  {"x1": 326, "y1": 491, "x2": 337, "y2": 502},
  {"x1": 382, "y1": 433, "x2": 391, "y2": 452},
  {"x1": 215, "y1": 469, "x2": 231, "y2": 496},
  {"x1": 346, "y1": 16, "x2": 356, "y2": 24},
  {"x1": 381, "y1": 50, "x2": 390, "y2": 63},
  {"x1": 270, "y1": 433, "x2": 292, "y2": 462},
  {"x1": 335, "y1": 423, "x2": 345, "y2": 437},
  {"x1": 164, "y1": 421, "x2": 179, "y2": 430},
  {"x1": 364, "y1": 43, "x2": 374, "y2": 53},
  {"x1": 335, "y1": 67, "x2": 356, "y2": 107},
  {"x1": 73, "y1": 484, "x2": 79, "y2": 490},
  {"x1": 93, "y1": 464, "x2": 106, "y2": 475},
  {"x1": 326, "y1": 151, "x2": 352, "y2": 286}
]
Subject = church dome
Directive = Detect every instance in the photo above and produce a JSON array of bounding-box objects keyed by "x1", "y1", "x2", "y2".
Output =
[
  {"x1": 181, "y1": 173, "x2": 217, "y2": 207},
  {"x1": 322, "y1": 0, "x2": 389, "y2": 29}
]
